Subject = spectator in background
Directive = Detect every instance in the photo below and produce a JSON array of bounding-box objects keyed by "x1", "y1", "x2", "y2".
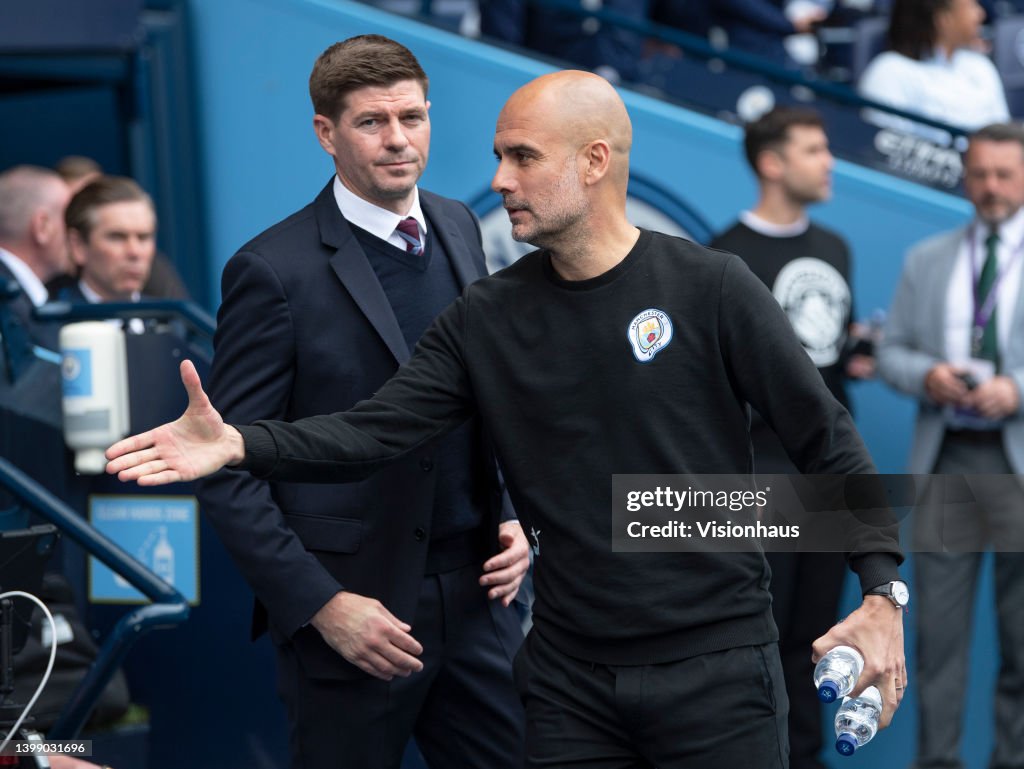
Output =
[
  {"x1": 878, "y1": 122, "x2": 1024, "y2": 769},
  {"x1": 980, "y1": 0, "x2": 1024, "y2": 20},
  {"x1": 479, "y1": 0, "x2": 651, "y2": 83},
  {"x1": 713, "y1": 0, "x2": 827, "y2": 68},
  {"x1": 55, "y1": 155, "x2": 102, "y2": 194},
  {"x1": 0, "y1": 166, "x2": 72, "y2": 523},
  {"x1": 60, "y1": 177, "x2": 156, "y2": 306},
  {"x1": 710, "y1": 105, "x2": 874, "y2": 769},
  {"x1": 858, "y1": 0, "x2": 1009, "y2": 133},
  {"x1": 52, "y1": 157, "x2": 189, "y2": 300},
  {"x1": 0, "y1": 166, "x2": 71, "y2": 349}
]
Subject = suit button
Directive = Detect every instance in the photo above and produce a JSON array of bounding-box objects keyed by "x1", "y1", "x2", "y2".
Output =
[
  {"x1": 419, "y1": 457, "x2": 434, "y2": 471},
  {"x1": 414, "y1": 527, "x2": 426, "y2": 542}
]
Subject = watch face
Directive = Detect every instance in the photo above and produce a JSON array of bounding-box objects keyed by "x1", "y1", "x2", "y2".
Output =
[{"x1": 892, "y1": 581, "x2": 910, "y2": 606}]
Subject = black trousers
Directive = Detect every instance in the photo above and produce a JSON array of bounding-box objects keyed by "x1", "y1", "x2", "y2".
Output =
[
  {"x1": 758, "y1": 436, "x2": 847, "y2": 769},
  {"x1": 514, "y1": 629, "x2": 789, "y2": 768},
  {"x1": 275, "y1": 562, "x2": 525, "y2": 769},
  {"x1": 766, "y1": 551, "x2": 846, "y2": 769}
]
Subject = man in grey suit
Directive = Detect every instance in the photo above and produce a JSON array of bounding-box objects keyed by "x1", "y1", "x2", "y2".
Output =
[{"x1": 878, "y1": 122, "x2": 1024, "y2": 769}]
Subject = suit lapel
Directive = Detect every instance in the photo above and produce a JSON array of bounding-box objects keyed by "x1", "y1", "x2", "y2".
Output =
[
  {"x1": 930, "y1": 230, "x2": 966, "y2": 357},
  {"x1": 0, "y1": 259, "x2": 33, "y2": 322},
  {"x1": 316, "y1": 181, "x2": 410, "y2": 366},
  {"x1": 421, "y1": 191, "x2": 482, "y2": 290},
  {"x1": 0, "y1": 257, "x2": 58, "y2": 349},
  {"x1": 1007, "y1": 232, "x2": 1024, "y2": 363}
]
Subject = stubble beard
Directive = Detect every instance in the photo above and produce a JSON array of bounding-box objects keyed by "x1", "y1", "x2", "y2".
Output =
[{"x1": 511, "y1": 166, "x2": 589, "y2": 249}]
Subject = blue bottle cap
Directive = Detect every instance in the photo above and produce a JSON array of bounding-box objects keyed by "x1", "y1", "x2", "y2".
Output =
[
  {"x1": 817, "y1": 680, "x2": 839, "y2": 703},
  {"x1": 835, "y1": 733, "x2": 858, "y2": 756}
]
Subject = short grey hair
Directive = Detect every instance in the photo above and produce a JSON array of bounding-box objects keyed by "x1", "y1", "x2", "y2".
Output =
[{"x1": 0, "y1": 165, "x2": 67, "y2": 242}]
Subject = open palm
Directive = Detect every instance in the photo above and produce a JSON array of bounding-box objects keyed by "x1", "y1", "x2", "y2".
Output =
[{"x1": 105, "y1": 360, "x2": 242, "y2": 485}]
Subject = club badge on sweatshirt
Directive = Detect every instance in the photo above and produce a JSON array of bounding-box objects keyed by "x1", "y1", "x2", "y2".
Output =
[
  {"x1": 628, "y1": 308, "x2": 673, "y2": 363},
  {"x1": 772, "y1": 257, "x2": 850, "y2": 367}
]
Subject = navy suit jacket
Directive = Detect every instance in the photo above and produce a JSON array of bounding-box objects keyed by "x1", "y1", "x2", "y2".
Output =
[
  {"x1": 196, "y1": 180, "x2": 515, "y2": 680},
  {"x1": 0, "y1": 256, "x2": 69, "y2": 515},
  {"x1": 0, "y1": 257, "x2": 60, "y2": 352}
]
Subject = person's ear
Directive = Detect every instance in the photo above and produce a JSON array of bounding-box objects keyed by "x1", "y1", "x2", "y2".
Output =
[
  {"x1": 313, "y1": 114, "x2": 338, "y2": 157},
  {"x1": 67, "y1": 228, "x2": 88, "y2": 268},
  {"x1": 581, "y1": 139, "x2": 612, "y2": 185},
  {"x1": 757, "y1": 149, "x2": 785, "y2": 182}
]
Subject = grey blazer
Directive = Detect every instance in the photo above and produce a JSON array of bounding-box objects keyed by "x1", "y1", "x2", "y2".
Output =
[{"x1": 878, "y1": 226, "x2": 1024, "y2": 473}]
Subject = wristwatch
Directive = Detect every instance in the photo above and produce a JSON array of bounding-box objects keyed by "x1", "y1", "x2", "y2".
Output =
[{"x1": 865, "y1": 580, "x2": 910, "y2": 608}]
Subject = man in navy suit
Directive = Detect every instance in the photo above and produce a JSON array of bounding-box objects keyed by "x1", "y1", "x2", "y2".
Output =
[
  {"x1": 0, "y1": 166, "x2": 72, "y2": 524},
  {"x1": 194, "y1": 36, "x2": 527, "y2": 769},
  {"x1": 0, "y1": 166, "x2": 71, "y2": 351}
]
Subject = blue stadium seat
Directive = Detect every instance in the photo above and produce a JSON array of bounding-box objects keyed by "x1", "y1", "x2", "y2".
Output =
[
  {"x1": 993, "y1": 14, "x2": 1024, "y2": 116},
  {"x1": 850, "y1": 15, "x2": 889, "y2": 82}
]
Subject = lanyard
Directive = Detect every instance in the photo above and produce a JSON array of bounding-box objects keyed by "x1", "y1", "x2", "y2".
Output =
[{"x1": 967, "y1": 223, "x2": 1023, "y2": 351}]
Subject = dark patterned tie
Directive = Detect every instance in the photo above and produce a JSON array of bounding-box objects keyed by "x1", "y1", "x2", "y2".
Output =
[
  {"x1": 977, "y1": 230, "x2": 1000, "y2": 367},
  {"x1": 395, "y1": 217, "x2": 423, "y2": 256}
]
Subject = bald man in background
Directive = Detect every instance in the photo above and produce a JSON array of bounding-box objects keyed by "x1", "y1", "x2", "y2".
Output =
[
  {"x1": 0, "y1": 166, "x2": 71, "y2": 350},
  {"x1": 0, "y1": 167, "x2": 72, "y2": 529},
  {"x1": 107, "y1": 70, "x2": 906, "y2": 768}
]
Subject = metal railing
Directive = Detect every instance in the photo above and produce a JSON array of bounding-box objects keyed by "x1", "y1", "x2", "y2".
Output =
[
  {"x1": 0, "y1": 298, "x2": 215, "y2": 736},
  {"x1": 0, "y1": 458, "x2": 190, "y2": 738},
  {"x1": 34, "y1": 300, "x2": 216, "y2": 341}
]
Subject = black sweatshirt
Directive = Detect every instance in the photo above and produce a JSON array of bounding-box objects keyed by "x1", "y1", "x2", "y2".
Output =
[
  {"x1": 711, "y1": 220, "x2": 853, "y2": 407},
  {"x1": 238, "y1": 229, "x2": 902, "y2": 665}
]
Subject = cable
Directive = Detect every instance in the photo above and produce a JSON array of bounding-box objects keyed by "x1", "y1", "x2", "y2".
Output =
[{"x1": 0, "y1": 590, "x2": 58, "y2": 754}]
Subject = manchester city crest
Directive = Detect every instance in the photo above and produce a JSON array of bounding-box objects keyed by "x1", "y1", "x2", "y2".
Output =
[
  {"x1": 772, "y1": 258, "x2": 850, "y2": 367},
  {"x1": 627, "y1": 308, "x2": 674, "y2": 363}
]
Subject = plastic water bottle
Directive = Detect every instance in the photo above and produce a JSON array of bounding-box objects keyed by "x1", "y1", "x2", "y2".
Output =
[
  {"x1": 834, "y1": 685, "x2": 882, "y2": 756},
  {"x1": 813, "y1": 645, "x2": 864, "y2": 703}
]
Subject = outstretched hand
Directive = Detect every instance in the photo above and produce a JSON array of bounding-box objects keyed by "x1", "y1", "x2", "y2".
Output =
[{"x1": 105, "y1": 360, "x2": 245, "y2": 485}]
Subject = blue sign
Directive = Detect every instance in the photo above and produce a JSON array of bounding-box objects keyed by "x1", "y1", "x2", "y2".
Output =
[
  {"x1": 61, "y1": 348, "x2": 92, "y2": 397},
  {"x1": 89, "y1": 495, "x2": 199, "y2": 604}
]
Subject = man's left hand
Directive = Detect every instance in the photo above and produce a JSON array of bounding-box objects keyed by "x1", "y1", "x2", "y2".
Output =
[
  {"x1": 480, "y1": 521, "x2": 530, "y2": 606},
  {"x1": 811, "y1": 595, "x2": 906, "y2": 729}
]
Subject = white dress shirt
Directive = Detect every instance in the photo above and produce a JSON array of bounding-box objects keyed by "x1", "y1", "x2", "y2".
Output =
[
  {"x1": 78, "y1": 279, "x2": 145, "y2": 334},
  {"x1": 0, "y1": 246, "x2": 49, "y2": 307},
  {"x1": 944, "y1": 207, "x2": 1024, "y2": 365},
  {"x1": 332, "y1": 176, "x2": 427, "y2": 248}
]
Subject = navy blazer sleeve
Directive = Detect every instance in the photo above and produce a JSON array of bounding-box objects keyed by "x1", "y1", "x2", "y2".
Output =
[
  {"x1": 196, "y1": 249, "x2": 344, "y2": 638},
  {"x1": 238, "y1": 295, "x2": 476, "y2": 482}
]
